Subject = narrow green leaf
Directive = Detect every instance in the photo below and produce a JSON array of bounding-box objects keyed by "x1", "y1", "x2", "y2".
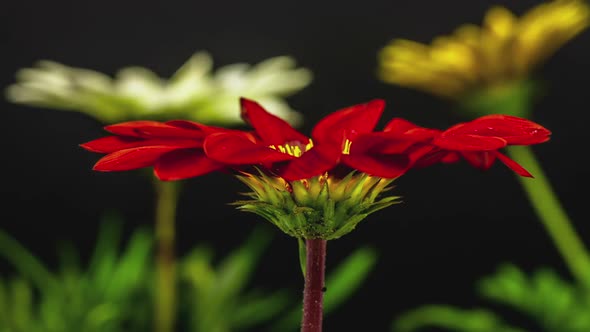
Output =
[
  {"x1": 215, "y1": 226, "x2": 273, "y2": 301},
  {"x1": 230, "y1": 290, "x2": 291, "y2": 328},
  {"x1": 323, "y1": 246, "x2": 377, "y2": 313},
  {"x1": 88, "y1": 212, "x2": 123, "y2": 289},
  {"x1": 392, "y1": 305, "x2": 527, "y2": 332},
  {"x1": 0, "y1": 228, "x2": 56, "y2": 291},
  {"x1": 109, "y1": 227, "x2": 153, "y2": 298},
  {"x1": 298, "y1": 237, "x2": 306, "y2": 277}
]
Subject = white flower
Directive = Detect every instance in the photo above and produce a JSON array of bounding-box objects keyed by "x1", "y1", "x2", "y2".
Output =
[{"x1": 6, "y1": 51, "x2": 312, "y2": 126}]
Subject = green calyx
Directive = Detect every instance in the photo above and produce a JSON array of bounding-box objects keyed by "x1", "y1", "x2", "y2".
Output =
[
  {"x1": 457, "y1": 79, "x2": 541, "y2": 119},
  {"x1": 232, "y1": 169, "x2": 401, "y2": 240}
]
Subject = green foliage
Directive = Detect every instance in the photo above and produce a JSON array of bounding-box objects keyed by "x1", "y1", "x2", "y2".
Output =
[
  {"x1": 392, "y1": 304, "x2": 525, "y2": 332},
  {"x1": 391, "y1": 263, "x2": 590, "y2": 332},
  {"x1": 478, "y1": 264, "x2": 590, "y2": 332},
  {"x1": 179, "y1": 225, "x2": 378, "y2": 332},
  {"x1": 0, "y1": 212, "x2": 153, "y2": 332},
  {"x1": 0, "y1": 216, "x2": 376, "y2": 332},
  {"x1": 179, "y1": 226, "x2": 291, "y2": 332}
]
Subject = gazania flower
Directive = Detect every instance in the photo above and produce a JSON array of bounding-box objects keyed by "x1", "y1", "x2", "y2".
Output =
[
  {"x1": 377, "y1": 0, "x2": 589, "y2": 101},
  {"x1": 80, "y1": 120, "x2": 251, "y2": 181},
  {"x1": 6, "y1": 52, "x2": 312, "y2": 126},
  {"x1": 418, "y1": 115, "x2": 552, "y2": 177},
  {"x1": 203, "y1": 98, "x2": 426, "y2": 239}
]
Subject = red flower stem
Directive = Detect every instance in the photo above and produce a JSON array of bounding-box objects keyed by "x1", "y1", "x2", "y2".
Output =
[
  {"x1": 153, "y1": 178, "x2": 180, "y2": 332},
  {"x1": 301, "y1": 238, "x2": 327, "y2": 332}
]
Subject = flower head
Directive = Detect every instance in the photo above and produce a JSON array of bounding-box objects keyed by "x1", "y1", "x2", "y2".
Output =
[
  {"x1": 80, "y1": 120, "x2": 251, "y2": 180},
  {"x1": 377, "y1": 0, "x2": 589, "y2": 99},
  {"x1": 80, "y1": 97, "x2": 551, "y2": 239},
  {"x1": 6, "y1": 52, "x2": 312, "y2": 126},
  {"x1": 202, "y1": 98, "x2": 425, "y2": 239}
]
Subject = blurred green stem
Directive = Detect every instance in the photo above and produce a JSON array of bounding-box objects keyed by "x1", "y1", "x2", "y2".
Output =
[
  {"x1": 463, "y1": 81, "x2": 590, "y2": 287},
  {"x1": 507, "y1": 145, "x2": 590, "y2": 287},
  {"x1": 153, "y1": 178, "x2": 181, "y2": 332},
  {"x1": 301, "y1": 239, "x2": 326, "y2": 332}
]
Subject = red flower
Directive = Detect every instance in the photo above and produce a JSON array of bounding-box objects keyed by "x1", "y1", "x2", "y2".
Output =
[
  {"x1": 424, "y1": 115, "x2": 551, "y2": 177},
  {"x1": 80, "y1": 120, "x2": 249, "y2": 180},
  {"x1": 204, "y1": 98, "x2": 420, "y2": 181}
]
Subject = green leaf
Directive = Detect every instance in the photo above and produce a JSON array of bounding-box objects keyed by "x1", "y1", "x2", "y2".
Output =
[
  {"x1": 323, "y1": 246, "x2": 377, "y2": 313},
  {"x1": 0, "y1": 228, "x2": 56, "y2": 292},
  {"x1": 229, "y1": 289, "x2": 291, "y2": 328},
  {"x1": 478, "y1": 263, "x2": 590, "y2": 332},
  {"x1": 298, "y1": 237, "x2": 306, "y2": 277},
  {"x1": 392, "y1": 305, "x2": 526, "y2": 332},
  {"x1": 108, "y1": 227, "x2": 152, "y2": 298},
  {"x1": 11, "y1": 278, "x2": 34, "y2": 330},
  {"x1": 478, "y1": 263, "x2": 530, "y2": 310},
  {"x1": 0, "y1": 215, "x2": 154, "y2": 332},
  {"x1": 215, "y1": 226, "x2": 273, "y2": 303},
  {"x1": 88, "y1": 211, "x2": 124, "y2": 290}
]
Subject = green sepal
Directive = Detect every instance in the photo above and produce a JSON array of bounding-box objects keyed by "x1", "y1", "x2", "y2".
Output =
[
  {"x1": 232, "y1": 170, "x2": 401, "y2": 240},
  {"x1": 298, "y1": 238, "x2": 306, "y2": 278}
]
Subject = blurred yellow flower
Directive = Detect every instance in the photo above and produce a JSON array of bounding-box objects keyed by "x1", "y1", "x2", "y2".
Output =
[
  {"x1": 377, "y1": 0, "x2": 589, "y2": 99},
  {"x1": 6, "y1": 52, "x2": 312, "y2": 126}
]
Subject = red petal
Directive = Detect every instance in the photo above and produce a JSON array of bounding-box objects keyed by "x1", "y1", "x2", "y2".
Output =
[
  {"x1": 312, "y1": 99, "x2": 385, "y2": 144},
  {"x1": 92, "y1": 146, "x2": 180, "y2": 171},
  {"x1": 154, "y1": 149, "x2": 225, "y2": 180},
  {"x1": 495, "y1": 152, "x2": 533, "y2": 177},
  {"x1": 110, "y1": 121, "x2": 209, "y2": 139},
  {"x1": 104, "y1": 121, "x2": 167, "y2": 137},
  {"x1": 445, "y1": 115, "x2": 551, "y2": 145},
  {"x1": 80, "y1": 136, "x2": 200, "y2": 153},
  {"x1": 351, "y1": 133, "x2": 417, "y2": 155},
  {"x1": 384, "y1": 118, "x2": 442, "y2": 141},
  {"x1": 279, "y1": 144, "x2": 341, "y2": 181},
  {"x1": 240, "y1": 98, "x2": 309, "y2": 145},
  {"x1": 81, "y1": 136, "x2": 143, "y2": 153},
  {"x1": 441, "y1": 152, "x2": 460, "y2": 163},
  {"x1": 412, "y1": 149, "x2": 450, "y2": 168},
  {"x1": 406, "y1": 144, "x2": 438, "y2": 164},
  {"x1": 341, "y1": 133, "x2": 433, "y2": 176},
  {"x1": 461, "y1": 151, "x2": 497, "y2": 170},
  {"x1": 204, "y1": 132, "x2": 294, "y2": 164},
  {"x1": 342, "y1": 152, "x2": 410, "y2": 179},
  {"x1": 383, "y1": 118, "x2": 419, "y2": 133},
  {"x1": 165, "y1": 120, "x2": 236, "y2": 136},
  {"x1": 434, "y1": 134, "x2": 507, "y2": 151}
]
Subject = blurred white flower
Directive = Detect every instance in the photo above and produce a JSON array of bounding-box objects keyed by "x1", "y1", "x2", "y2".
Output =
[{"x1": 6, "y1": 51, "x2": 312, "y2": 126}]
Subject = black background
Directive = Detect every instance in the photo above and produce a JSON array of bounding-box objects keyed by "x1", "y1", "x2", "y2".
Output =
[{"x1": 1, "y1": 0, "x2": 589, "y2": 331}]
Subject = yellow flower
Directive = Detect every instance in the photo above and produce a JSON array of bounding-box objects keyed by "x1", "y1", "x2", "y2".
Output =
[
  {"x1": 6, "y1": 52, "x2": 312, "y2": 126},
  {"x1": 377, "y1": 0, "x2": 589, "y2": 99}
]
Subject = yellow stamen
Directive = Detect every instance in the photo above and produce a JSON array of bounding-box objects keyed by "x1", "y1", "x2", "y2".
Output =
[
  {"x1": 269, "y1": 139, "x2": 314, "y2": 157},
  {"x1": 342, "y1": 139, "x2": 353, "y2": 155}
]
